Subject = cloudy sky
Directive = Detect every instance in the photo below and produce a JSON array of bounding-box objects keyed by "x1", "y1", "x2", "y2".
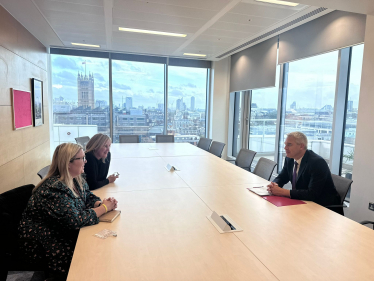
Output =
[
  {"x1": 251, "y1": 44, "x2": 364, "y2": 110},
  {"x1": 51, "y1": 54, "x2": 208, "y2": 110}
]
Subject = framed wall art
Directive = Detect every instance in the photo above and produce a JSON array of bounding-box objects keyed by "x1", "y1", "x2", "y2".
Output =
[
  {"x1": 12, "y1": 89, "x2": 33, "y2": 130},
  {"x1": 32, "y1": 78, "x2": 44, "y2": 127}
]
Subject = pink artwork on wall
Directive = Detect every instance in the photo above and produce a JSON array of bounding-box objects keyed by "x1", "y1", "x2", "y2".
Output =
[{"x1": 12, "y1": 89, "x2": 33, "y2": 130}]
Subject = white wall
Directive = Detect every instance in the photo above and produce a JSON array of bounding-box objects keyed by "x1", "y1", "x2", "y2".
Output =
[
  {"x1": 345, "y1": 15, "x2": 374, "y2": 222},
  {"x1": 210, "y1": 57, "x2": 230, "y2": 159}
]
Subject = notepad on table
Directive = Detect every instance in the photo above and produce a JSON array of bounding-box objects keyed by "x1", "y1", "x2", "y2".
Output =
[
  {"x1": 99, "y1": 210, "x2": 121, "y2": 223},
  {"x1": 247, "y1": 186, "x2": 270, "y2": 196}
]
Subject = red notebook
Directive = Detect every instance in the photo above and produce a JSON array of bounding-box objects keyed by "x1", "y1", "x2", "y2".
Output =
[{"x1": 262, "y1": 196, "x2": 306, "y2": 207}]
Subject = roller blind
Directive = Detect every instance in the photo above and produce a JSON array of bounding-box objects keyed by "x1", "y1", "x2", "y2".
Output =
[
  {"x1": 230, "y1": 36, "x2": 278, "y2": 92},
  {"x1": 279, "y1": 11, "x2": 366, "y2": 64}
]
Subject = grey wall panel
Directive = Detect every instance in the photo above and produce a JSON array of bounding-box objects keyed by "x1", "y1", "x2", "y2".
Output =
[
  {"x1": 230, "y1": 36, "x2": 278, "y2": 92},
  {"x1": 279, "y1": 11, "x2": 366, "y2": 64}
]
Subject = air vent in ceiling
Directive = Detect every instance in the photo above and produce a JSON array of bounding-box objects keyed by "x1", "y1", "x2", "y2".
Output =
[{"x1": 216, "y1": 7, "x2": 328, "y2": 59}]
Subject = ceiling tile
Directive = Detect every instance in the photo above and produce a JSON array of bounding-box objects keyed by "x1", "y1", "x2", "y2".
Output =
[
  {"x1": 34, "y1": 0, "x2": 104, "y2": 16},
  {"x1": 210, "y1": 21, "x2": 265, "y2": 33},
  {"x1": 230, "y1": 2, "x2": 302, "y2": 19},
  {"x1": 219, "y1": 12, "x2": 280, "y2": 27}
]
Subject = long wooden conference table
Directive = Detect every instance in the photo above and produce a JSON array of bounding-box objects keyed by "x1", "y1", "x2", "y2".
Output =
[{"x1": 68, "y1": 143, "x2": 374, "y2": 281}]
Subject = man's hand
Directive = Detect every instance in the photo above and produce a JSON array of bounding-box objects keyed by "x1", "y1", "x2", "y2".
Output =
[{"x1": 267, "y1": 182, "x2": 290, "y2": 197}]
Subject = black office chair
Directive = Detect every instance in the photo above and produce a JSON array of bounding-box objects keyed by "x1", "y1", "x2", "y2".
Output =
[
  {"x1": 156, "y1": 135, "x2": 174, "y2": 143},
  {"x1": 235, "y1": 148, "x2": 257, "y2": 172},
  {"x1": 252, "y1": 157, "x2": 277, "y2": 181},
  {"x1": 209, "y1": 141, "x2": 225, "y2": 158},
  {"x1": 0, "y1": 184, "x2": 48, "y2": 278},
  {"x1": 197, "y1": 137, "x2": 212, "y2": 151},
  {"x1": 360, "y1": 221, "x2": 374, "y2": 230},
  {"x1": 37, "y1": 165, "x2": 50, "y2": 180},
  {"x1": 324, "y1": 174, "x2": 353, "y2": 215},
  {"x1": 75, "y1": 136, "x2": 90, "y2": 150},
  {"x1": 119, "y1": 135, "x2": 139, "y2": 143}
]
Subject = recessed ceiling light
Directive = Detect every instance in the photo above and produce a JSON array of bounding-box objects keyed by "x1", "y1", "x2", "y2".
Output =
[
  {"x1": 255, "y1": 0, "x2": 299, "y2": 7},
  {"x1": 71, "y1": 43, "x2": 100, "y2": 48},
  {"x1": 119, "y1": 27, "x2": 187, "y2": 37},
  {"x1": 183, "y1": 53, "x2": 207, "y2": 57}
]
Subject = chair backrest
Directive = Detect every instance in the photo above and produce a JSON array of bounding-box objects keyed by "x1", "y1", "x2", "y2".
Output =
[
  {"x1": 0, "y1": 184, "x2": 34, "y2": 255},
  {"x1": 235, "y1": 149, "x2": 257, "y2": 171},
  {"x1": 253, "y1": 157, "x2": 277, "y2": 181},
  {"x1": 331, "y1": 174, "x2": 353, "y2": 205},
  {"x1": 197, "y1": 137, "x2": 212, "y2": 151},
  {"x1": 37, "y1": 165, "x2": 50, "y2": 180},
  {"x1": 75, "y1": 136, "x2": 90, "y2": 150},
  {"x1": 156, "y1": 135, "x2": 174, "y2": 143},
  {"x1": 209, "y1": 141, "x2": 225, "y2": 158},
  {"x1": 119, "y1": 135, "x2": 139, "y2": 143}
]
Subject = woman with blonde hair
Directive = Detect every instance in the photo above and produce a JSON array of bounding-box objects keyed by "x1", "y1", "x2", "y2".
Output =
[
  {"x1": 84, "y1": 133, "x2": 118, "y2": 190},
  {"x1": 19, "y1": 143, "x2": 118, "y2": 280}
]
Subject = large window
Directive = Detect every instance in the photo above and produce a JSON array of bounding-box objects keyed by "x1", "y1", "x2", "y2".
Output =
[
  {"x1": 112, "y1": 60, "x2": 165, "y2": 143},
  {"x1": 341, "y1": 44, "x2": 364, "y2": 180},
  {"x1": 51, "y1": 51, "x2": 210, "y2": 146},
  {"x1": 167, "y1": 66, "x2": 208, "y2": 144},
  {"x1": 51, "y1": 55, "x2": 109, "y2": 149},
  {"x1": 250, "y1": 66, "x2": 280, "y2": 162},
  {"x1": 279, "y1": 51, "x2": 339, "y2": 167}
]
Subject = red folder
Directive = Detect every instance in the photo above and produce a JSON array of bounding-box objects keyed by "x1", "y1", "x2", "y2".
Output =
[{"x1": 262, "y1": 196, "x2": 306, "y2": 207}]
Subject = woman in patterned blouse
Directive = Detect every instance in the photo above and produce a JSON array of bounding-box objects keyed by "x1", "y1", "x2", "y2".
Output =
[{"x1": 19, "y1": 143, "x2": 118, "y2": 280}]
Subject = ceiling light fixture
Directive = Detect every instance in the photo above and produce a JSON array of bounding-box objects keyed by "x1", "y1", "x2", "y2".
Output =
[
  {"x1": 119, "y1": 27, "x2": 187, "y2": 37},
  {"x1": 71, "y1": 43, "x2": 100, "y2": 48},
  {"x1": 183, "y1": 53, "x2": 207, "y2": 57},
  {"x1": 255, "y1": 0, "x2": 299, "y2": 7}
]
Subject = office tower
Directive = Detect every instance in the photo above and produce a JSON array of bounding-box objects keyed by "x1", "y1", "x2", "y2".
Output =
[
  {"x1": 191, "y1": 96, "x2": 195, "y2": 111},
  {"x1": 126, "y1": 97, "x2": 133, "y2": 109},
  {"x1": 347, "y1": 100, "x2": 353, "y2": 111},
  {"x1": 290, "y1": 101, "x2": 297, "y2": 109},
  {"x1": 158, "y1": 103, "x2": 164, "y2": 110},
  {"x1": 77, "y1": 72, "x2": 95, "y2": 109},
  {"x1": 176, "y1": 98, "x2": 183, "y2": 111}
]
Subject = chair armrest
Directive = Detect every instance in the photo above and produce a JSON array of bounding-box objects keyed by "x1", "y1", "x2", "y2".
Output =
[
  {"x1": 360, "y1": 220, "x2": 374, "y2": 225},
  {"x1": 324, "y1": 204, "x2": 348, "y2": 208},
  {"x1": 226, "y1": 159, "x2": 235, "y2": 162}
]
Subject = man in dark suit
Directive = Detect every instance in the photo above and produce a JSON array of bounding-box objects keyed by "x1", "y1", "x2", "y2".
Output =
[{"x1": 267, "y1": 132, "x2": 342, "y2": 214}]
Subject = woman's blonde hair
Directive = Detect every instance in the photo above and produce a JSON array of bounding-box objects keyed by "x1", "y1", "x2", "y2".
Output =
[
  {"x1": 33, "y1": 143, "x2": 84, "y2": 196},
  {"x1": 85, "y1": 133, "x2": 111, "y2": 163}
]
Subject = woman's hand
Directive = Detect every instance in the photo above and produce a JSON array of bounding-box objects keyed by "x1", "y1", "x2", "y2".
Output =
[
  {"x1": 108, "y1": 173, "x2": 119, "y2": 183},
  {"x1": 102, "y1": 197, "x2": 118, "y2": 212}
]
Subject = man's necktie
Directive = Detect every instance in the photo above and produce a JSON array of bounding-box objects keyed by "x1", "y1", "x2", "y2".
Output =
[{"x1": 292, "y1": 162, "x2": 299, "y2": 190}]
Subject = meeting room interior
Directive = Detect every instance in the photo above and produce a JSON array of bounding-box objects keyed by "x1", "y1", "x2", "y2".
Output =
[{"x1": 1, "y1": 0, "x2": 374, "y2": 280}]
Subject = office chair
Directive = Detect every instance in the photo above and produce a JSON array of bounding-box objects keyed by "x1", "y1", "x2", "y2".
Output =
[
  {"x1": 253, "y1": 157, "x2": 277, "y2": 181},
  {"x1": 235, "y1": 148, "x2": 257, "y2": 172},
  {"x1": 209, "y1": 141, "x2": 225, "y2": 158},
  {"x1": 75, "y1": 136, "x2": 90, "y2": 150},
  {"x1": 0, "y1": 184, "x2": 48, "y2": 278},
  {"x1": 156, "y1": 135, "x2": 174, "y2": 143},
  {"x1": 197, "y1": 137, "x2": 212, "y2": 151},
  {"x1": 119, "y1": 135, "x2": 139, "y2": 143},
  {"x1": 37, "y1": 165, "x2": 50, "y2": 180},
  {"x1": 324, "y1": 174, "x2": 353, "y2": 215},
  {"x1": 360, "y1": 221, "x2": 374, "y2": 230}
]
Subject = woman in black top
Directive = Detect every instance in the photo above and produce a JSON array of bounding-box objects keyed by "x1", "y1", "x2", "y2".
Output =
[{"x1": 84, "y1": 133, "x2": 118, "y2": 190}]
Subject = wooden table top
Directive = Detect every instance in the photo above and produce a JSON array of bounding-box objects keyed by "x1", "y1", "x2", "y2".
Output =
[{"x1": 68, "y1": 143, "x2": 374, "y2": 281}]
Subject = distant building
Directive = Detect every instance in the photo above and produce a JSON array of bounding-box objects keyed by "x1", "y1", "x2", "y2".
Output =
[
  {"x1": 77, "y1": 72, "x2": 95, "y2": 109},
  {"x1": 191, "y1": 96, "x2": 195, "y2": 111},
  {"x1": 96, "y1": 100, "x2": 107, "y2": 108},
  {"x1": 251, "y1": 103, "x2": 258, "y2": 109},
  {"x1": 130, "y1": 109, "x2": 143, "y2": 115},
  {"x1": 158, "y1": 103, "x2": 164, "y2": 111},
  {"x1": 176, "y1": 98, "x2": 183, "y2": 111},
  {"x1": 290, "y1": 101, "x2": 297, "y2": 109},
  {"x1": 347, "y1": 100, "x2": 353, "y2": 111},
  {"x1": 126, "y1": 97, "x2": 133, "y2": 109}
]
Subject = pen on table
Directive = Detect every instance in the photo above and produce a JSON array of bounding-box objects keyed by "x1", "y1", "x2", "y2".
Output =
[{"x1": 252, "y1": 186, "x2": 264, "y2": 188}]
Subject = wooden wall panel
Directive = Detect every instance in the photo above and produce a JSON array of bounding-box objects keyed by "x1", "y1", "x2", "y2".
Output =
[
  {"x1": 0, "y1": 6, "x2": 50, "y2": 194},
  {"x1": 0, "y1": 155, "x2": 25, "y2": 194},
  {"x1": 0, "y1": 106, "x2": 24, "y2": 166},
  {"x1": 0, "y1": 46, "x2": 21, "y2": 106},
  {"x1": 24, "y1": 141, "x2": 50, "y2": 187}
]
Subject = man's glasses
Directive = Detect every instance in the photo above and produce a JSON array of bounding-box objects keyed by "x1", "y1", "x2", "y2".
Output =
[{"x1": 70, "y1": 156, "x2": 86, "y2": 162}]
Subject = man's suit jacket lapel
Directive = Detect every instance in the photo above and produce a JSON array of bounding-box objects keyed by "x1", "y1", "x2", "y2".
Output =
[{"x1": 296, "y1": 150, "x2": 309, "y2": 183}]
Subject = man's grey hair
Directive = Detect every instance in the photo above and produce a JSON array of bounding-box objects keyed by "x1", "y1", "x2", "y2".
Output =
[{"x1": 287, "y1": 132, "x2": 308, "y2": 150}]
